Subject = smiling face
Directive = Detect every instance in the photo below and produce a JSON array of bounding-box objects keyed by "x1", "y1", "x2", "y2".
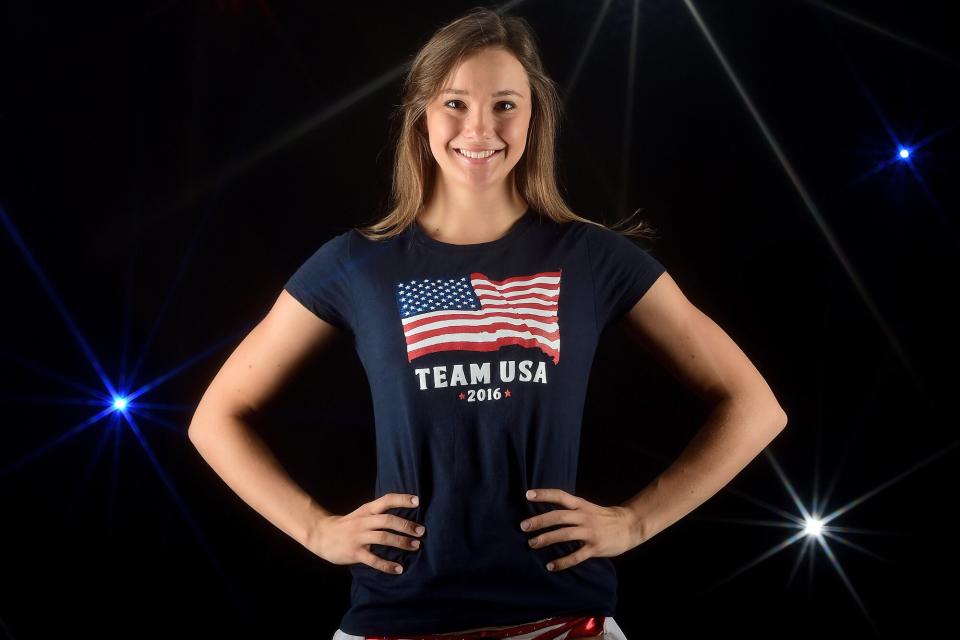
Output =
[{"x1": 424, "y1": 47, "x2": 532, "y2": 190}]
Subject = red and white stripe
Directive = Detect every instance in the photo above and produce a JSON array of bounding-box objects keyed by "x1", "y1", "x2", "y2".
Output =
[{"x1": 402, "y1": 270, "x2": 563, "y2": 364}]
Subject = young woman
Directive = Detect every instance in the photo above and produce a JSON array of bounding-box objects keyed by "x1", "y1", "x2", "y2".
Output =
[{"x1": 188, "y1": 7, "x2": 787, "y2": 640}]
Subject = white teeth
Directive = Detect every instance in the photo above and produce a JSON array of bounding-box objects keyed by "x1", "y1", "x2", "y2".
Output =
[{"x1": 456, "y1": 148, "x2": 498, "y2": 159}]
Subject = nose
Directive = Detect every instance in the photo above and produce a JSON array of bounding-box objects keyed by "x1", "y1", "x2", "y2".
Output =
[{"x1": 461, "y1": 107, "x2": 496, "y2": 140}]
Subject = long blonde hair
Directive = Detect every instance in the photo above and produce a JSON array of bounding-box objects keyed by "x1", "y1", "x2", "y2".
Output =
[{"x1": 355, "y1": 6, "x2": 659, "y2": 244}]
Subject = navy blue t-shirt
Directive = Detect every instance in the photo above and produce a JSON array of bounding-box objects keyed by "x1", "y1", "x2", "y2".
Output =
[{"x1": 283, "y1": 208, "x2": 666, "y2": 635}]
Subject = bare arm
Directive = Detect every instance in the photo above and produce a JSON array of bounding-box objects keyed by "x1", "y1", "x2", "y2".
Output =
[
  {"x1": 614, "y1": 272, "x2": 789, "y2": 546},
  {"x1": 187, "y1": 289, "x2": 344, "y2": 549}
]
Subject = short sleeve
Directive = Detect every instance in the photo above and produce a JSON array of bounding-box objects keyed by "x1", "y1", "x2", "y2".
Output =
[
  {"x1": 283, "y1": 230, "x2": 355, "y2": 333},
  {"x1": 586, "y1": 224, "x2": 667, "y2": 331}
]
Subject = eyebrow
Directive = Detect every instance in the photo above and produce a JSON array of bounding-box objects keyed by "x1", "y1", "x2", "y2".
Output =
[{"x1": 441, "y1": 88, "x2": 525, "y2": 98}]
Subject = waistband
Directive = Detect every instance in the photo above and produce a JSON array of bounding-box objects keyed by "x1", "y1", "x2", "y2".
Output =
[{"x1": 365, "y1": 615, "x2": 606, "y2": 640}]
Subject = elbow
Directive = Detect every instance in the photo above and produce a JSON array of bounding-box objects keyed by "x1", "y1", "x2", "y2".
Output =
[
  {"x1": 750, "y1": 395, "x2": 789, "y2": 433},
  {"x1": 758, "y1": 390, "x2": 788, "y2": 431},
  {"x1": 186, "y1": 401, "x2": 224, "y2": 446},
  {"x1": 723, "y1": 390, "x2": 789, "y2": 431},
  {"x1": 772, "y1": 405, "x2": 788, "y2": 431},
  {"x1": 186, "y1": 420, "x2": 201, "y2": 444},
  {"x1": 186, "y1": 413, "x2": 206, "y2": 446},
  {"x1": 187, "y1": 390, "x2": 251, "y2": 445},
  {"x1": 776, "y1": 411, "x2": 788, "y2": 432}
]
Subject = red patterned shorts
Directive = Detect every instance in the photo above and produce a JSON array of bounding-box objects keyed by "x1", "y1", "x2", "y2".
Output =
[{"x1": 332, "y1": 615, "x2": 627, "y2": 640}]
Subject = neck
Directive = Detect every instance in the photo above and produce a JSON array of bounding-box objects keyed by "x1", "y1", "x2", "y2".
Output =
[{"x1": 418, "y1": 181, "x2": 528, "y2": 245}]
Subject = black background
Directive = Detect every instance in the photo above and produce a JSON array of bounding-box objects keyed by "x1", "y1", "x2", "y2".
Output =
[{"x1": 1, "y1": 1, "x2": 957, "y2": 638}]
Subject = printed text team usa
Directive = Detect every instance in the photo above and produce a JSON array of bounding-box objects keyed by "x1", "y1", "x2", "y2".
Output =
[{"x1": 414, "y1": 359, "x2": 549, "y2": 390}]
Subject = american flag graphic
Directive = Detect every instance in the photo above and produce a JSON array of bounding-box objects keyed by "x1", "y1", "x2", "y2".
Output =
[{"x1": 395, "y1": 269, "x2": 562, "y2": 364}]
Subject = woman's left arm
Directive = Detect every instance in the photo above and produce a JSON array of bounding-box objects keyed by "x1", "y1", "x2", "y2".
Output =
[{"x1": 615, "y1": 271, "x2": 789, "y2": 547}]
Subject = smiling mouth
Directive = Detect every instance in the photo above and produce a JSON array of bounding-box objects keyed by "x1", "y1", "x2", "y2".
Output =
[{"x1": 454, "y1": 148, "x2": 504, "y2": 159}]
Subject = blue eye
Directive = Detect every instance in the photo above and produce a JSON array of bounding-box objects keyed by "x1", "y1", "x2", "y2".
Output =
[{"x1": 444, "y1": 99, "x2": 516, "y2": 112}]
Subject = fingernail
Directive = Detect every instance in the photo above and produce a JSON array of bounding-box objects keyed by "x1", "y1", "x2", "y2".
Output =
[
  {"x1": 411, "y1": 496, "x2": 419, "y2": 505},
  {"x1": 520, "y1": 520, "x2": 529, "y2": 530},
  {"x1": 395, "y1": 565, "x2": 403, "y2": 574},
  {"x1": 546, "y1": 562, "x2": 555, "y2": 571},
  {"x1": 411, "y1": 540, "x2": 420, "y2": 548},
  {"x1": 526, "y1": 490, "x2": 536, "y2": 499},
  {"x1": 415, "y1": 525, "x2": 425, "y2": 535},
  {"x1": 528, "y1": 538, "x2": 537, "y2": 547}
]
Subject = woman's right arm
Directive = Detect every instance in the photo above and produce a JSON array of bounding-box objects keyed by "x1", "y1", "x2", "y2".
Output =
[{"x1": 187, "y1": 289, "x2": 342, "y2": 550}]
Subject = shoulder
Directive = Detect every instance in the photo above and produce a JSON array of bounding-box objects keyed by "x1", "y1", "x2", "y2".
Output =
[
  {"x1": 581, "y1": 221, "x2": 631, "y2": 245},
  {"x1": 525, "y1": 217, "x2": 640, "y2": 254},
  {"x1": 529, "y1": 215, "x2": 594, "y2": 242},
  {"x1": 570, "y1": 220, "x2": 626, "y2": 258},
  {"x1": 345, "y1": 225, "x2": 409, "y2": 255},
  {"x1": 302, "y1": 228, "x2": 353, "y2": 253},
  {"x1": 287, "y1": 229, "x2": 356, "y2": 281},
  {"x1": 585, "y1": 223, "x2": 663, "y2": 261}
]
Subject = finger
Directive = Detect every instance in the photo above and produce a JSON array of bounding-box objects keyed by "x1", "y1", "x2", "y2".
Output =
[
  {"x1": 545, "y1": 545, "x2": 591, "y2": 572},
  {"x1": 527, "y1": 488, "x2": 580, "y2": 509},
  {"x1": 528, "y1": 526, "x2": 589, "y2": 549},
  {"x1": 373, "y1": 530, "x2": 422, "y2": 551},
  {"x1": 521, "y1": 509, "x2": 585, "y2": 533},
  {"x1": 371, "y1": 493, "x2": 419, "y2": 513},
  {"x1": 356, "y1": 548, "x2": 405, "y2": 575},
  {"x1": 367, "y1": 493, "x2": 418, "y2": 514},
  {"x1": 366, "y1": 514, "x2": 424, "y2": 539},
  {"x1": 373, "y1": 513, "x2": 426, "y2": 538}
]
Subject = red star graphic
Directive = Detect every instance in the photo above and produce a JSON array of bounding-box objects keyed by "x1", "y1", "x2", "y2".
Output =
[
  {"x1": 459, "y1": 392, "x2": 466, "y2": 400},
  {"x1": 504, "y1": 389, "x2": 511, "y2": 397}
]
